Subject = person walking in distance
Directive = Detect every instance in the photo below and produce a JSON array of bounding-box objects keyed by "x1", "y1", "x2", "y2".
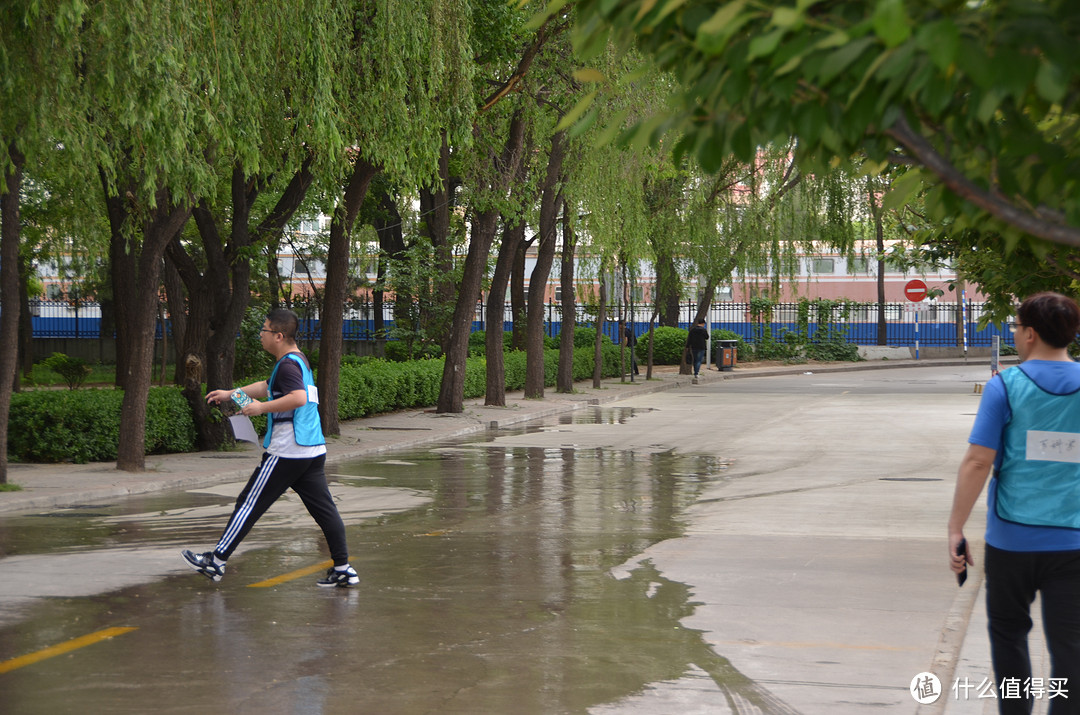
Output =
[
  {"x1": 183, "y1": 309, "x2": 359, "y2": 588},
  {"x1": 625, "y1": 324, "x2": 639, "y2": 375},
  {"x1": 688, "y1": 318, "x2": 709, "y2": 384},
  {"x1": 948, "y1": 292, "x2": 1080, "y2": 713}
]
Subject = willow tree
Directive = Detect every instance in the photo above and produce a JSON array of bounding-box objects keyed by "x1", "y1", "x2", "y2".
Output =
[
  {"x1": 437, "y1": 8, "x2": 563, "y2": 414},
  {"x1": 0, "y1": 1, "x2": 92, "y2": 483},
  {"x1": 33, "y1": 2, "x2": 247, "y2": 471},
  {"x1": 160, "y1": 0, "x2": 345, "y2": 450},
  {"x1": 319, "y1": 0, "x2": 475, "y2": 433}
]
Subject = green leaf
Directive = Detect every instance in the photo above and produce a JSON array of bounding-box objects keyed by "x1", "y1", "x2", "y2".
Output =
[
  {"x1": 1036, "y1": 60, "x2": 1067, "y2": 104},
  {"x1": 748, "y1": 28, "x2": 785, "y2": 62},
  {"x1": 646, "y1": 0, "x2": 691, "y2": 28},
  {"x1": 694, "y1": 0, "x2": 747, "y2": 55},
  {"x1": 882, "y1": 169, "x2": 924, "y2": 211},
  {"x1": 872, "y1": 0, "x2": 910, "y2": 48},
  {"x1": 915, "y1": 19, "x2": 959, "y2": 72},
  {"x1": 568, "y1": 107, "x2": 599, "y2": 139},
  {"x1": 770, "y1": 7, "x2": 801, "y2": 29},
  {"x1": 818, "y1": 36, "x2": 874, "y2": 86},
  {"x1": 592, "y1": 108, "x2": 630, "y2": 149},
  {"x1": 975, "y1": 88, "x2": 1005, "y2": 124},
  {"x1": 573, "y1": 68, "x2": 606, "y2": 83},
  {"x1": 555, "y1": 90, "x2": 597, "y2": 132},
  {"x1": 814, "y1": 30, "x2": 850, "y2": 50}
]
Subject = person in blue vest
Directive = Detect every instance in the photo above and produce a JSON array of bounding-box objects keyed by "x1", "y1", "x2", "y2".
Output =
[
  {"x1": 183, "y1": 309, "x2": 358, "y2": 588},
  {"x1": 949, "y1": 292, "x2": 1080, "y2": 713}
]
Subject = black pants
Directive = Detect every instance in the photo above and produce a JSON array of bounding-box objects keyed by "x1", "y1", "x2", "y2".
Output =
[
  {"x1": 213, "y1": 453, "x2": 349, "y2": 566},
  {"x1": 985, "y1": 544, "x2": 1080, "y2": 714}
]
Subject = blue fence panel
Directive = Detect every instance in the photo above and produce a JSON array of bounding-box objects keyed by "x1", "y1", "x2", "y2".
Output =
[{"x1": 29, "y1": 300, "x2": 1019, "y2": 350}]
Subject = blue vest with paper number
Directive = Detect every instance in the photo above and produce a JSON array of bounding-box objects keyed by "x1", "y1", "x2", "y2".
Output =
[
  {"x1": 997, "y1": 366, "x2": 1080, "y2": 529},
  {"x1": 264, "y1": 353, "x2": 325, "y2": 449}
]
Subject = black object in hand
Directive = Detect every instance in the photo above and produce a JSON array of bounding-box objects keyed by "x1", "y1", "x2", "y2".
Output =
[{"x1": 957, "y1": 538, "x2": 968, "y2": 587}]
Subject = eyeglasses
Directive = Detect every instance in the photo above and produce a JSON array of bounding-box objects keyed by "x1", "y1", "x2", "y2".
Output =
[
  {"x1": 1009, "y1": 322, "x2": 1024, "y2": 333},
  {"x1": 259, "y1": 328, "x2": 282, "y2": 336}
]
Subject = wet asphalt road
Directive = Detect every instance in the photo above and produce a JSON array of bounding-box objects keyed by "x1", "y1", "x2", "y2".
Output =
[{"x1": 0, "y1": 365, "x2": 990, "y2": 714}]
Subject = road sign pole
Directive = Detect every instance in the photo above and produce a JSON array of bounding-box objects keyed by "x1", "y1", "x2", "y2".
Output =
[{"x1": 915, "y1": 310, "x2": 919, "y2": 361}]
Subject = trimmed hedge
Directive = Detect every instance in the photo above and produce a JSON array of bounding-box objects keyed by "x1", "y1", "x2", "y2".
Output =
[
  {"x1": 636, "y1": 326, "x2": 690, "y2": 365},
  {"x1": 7, "y1": 346, "x2": 623, "y2": 462},
  {"x1": 8, "y1": 386, "x2": 197, "y2": 464},
  {"x1": 337, "y1": 344, "x2": 623, "y2": 419}
]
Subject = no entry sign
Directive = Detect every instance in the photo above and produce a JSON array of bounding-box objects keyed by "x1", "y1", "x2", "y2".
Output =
[{"x1": 904, "y1": 279, "x2": 928, "y2": 302}]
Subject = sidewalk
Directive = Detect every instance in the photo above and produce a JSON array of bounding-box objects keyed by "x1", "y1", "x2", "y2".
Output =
[{"x1": 0, "y1": 356, "x2": 995, "y2": 517}]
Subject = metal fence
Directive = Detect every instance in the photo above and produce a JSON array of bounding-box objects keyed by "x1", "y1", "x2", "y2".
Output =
[{"x1": 25, "y1": 298, "x2": 1013, "y2": 348}]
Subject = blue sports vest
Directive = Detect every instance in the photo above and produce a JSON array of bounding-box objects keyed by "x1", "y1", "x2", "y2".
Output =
[
  {"x1": 996, "y1": 366, "x2": 1080, "y2": 528},
  {"x1": 263, "y1": 353, "x2": 325, "y2": 449}
]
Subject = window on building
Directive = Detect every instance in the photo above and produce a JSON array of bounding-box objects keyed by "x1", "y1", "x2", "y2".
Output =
[
  {"x1": 848, "y1": 257, "x2": 871, "y2": 274},
  {"x1": 811, "y1": 258, "x2": 835, "y2": 274},
  {"x1": 554, "y1": 284, "x2": 562, "y2": 303}
]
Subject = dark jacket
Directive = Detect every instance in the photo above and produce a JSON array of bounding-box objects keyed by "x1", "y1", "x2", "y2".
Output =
[{"x1": 688, "y1": 324, "x2": 709, "y2": 350}]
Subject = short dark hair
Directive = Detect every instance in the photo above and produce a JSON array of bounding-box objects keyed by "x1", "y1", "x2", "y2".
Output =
[
  {"x1": 266, "y1": 308, "x2": 299, "y2": 341},
  {"x1": 1017, "y1": 292, "x2": 1080, "y2": 349}
]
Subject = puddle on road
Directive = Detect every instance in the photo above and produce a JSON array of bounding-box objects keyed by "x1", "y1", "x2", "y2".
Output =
[{"x1": 0, "y1": 408, "x2": 795, "y2": 714}]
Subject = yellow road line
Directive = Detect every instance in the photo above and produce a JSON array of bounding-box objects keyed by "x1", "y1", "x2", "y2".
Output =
[
  {"x1": 247, "y1": 559, "x2": 333, "y2": 588},
  {"x1": 0, "y1": 627, "x2": 138, "y2": 675}
]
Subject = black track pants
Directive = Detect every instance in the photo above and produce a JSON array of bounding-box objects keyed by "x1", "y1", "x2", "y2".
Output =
[{"x1": 213, "y1": 453, "x2": 349, "y2": 566}]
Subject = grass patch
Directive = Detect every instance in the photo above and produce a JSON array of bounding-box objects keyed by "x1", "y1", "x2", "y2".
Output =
[{"x1": 0, "y1": 483, "x2": 24, "y2": 492}]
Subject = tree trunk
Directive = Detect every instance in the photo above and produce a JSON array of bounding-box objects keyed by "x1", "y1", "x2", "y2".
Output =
[
  {"x1": 372, "y1": 184, "x2": 403, "y2": 350},
  {"x1": 868, "y1": 176, "x2": 887, "y2": 345},
  {"x1": 485, "y1": 218, "x2": 525, "y2": 406},
  {"x1": 161, "y1": 251, "x2": 187, "y2": 385},
  {"x1": 167, "y1": 162, "x2": 313, "y2": 449},
  {"x1": 103, "y1": 182, "x2": 192, "y2": 471},
  {"x1": 438, "y1": 111, "x2": 526, "y2": 413},
  {"x1": 592, "y1": 269, "x2": 607, "y2": 389},
  {"x1": 525, "y1": 132, "x2": 566, "y2": 399},
  {"x1": 556, "y1": 204, "x2": 576, "y2": 393},
  {"x1": 654, "y1": 250, "x2": 681, "y2": 327},
  {"x1": 0, "y1": 141, "x2": 25, "y2": 484},
  {"x1": 319, "y1": 156, "x2": 379, "y2": 435},
  {"x1": 420, "y1": 131, "x2": 457, "y2": 352},
  {"x1": 17, "y1": 245, "x2": 32, "y2": 384},
  {"x1": 510, "y1": 238, "x2": 529, "y2": 352}
]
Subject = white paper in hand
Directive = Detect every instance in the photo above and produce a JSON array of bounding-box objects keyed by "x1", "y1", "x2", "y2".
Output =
[{"x1": 228, "y1": 414, "x2": 260, "y2": 444}]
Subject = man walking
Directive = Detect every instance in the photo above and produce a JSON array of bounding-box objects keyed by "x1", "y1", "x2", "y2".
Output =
[
  {"x1": 948, "y1": 292, "x2": 1080, "y2": 713},
  {"x1": 688, "y1": 318, "x2": 709, "y2": 384},
  {"x1": 182, "y1": 309, "x2": 358, "y2": 588}
]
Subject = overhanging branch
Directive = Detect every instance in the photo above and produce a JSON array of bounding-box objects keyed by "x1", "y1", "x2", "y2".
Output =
[{"x1": 886, "y1": 116, "x2": 1080, "y2": 248}]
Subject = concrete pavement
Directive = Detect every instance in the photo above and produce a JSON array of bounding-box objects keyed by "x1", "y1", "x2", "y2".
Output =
[{"x1": 1, "y1": 355, "x2": 1025, "y2": 713}]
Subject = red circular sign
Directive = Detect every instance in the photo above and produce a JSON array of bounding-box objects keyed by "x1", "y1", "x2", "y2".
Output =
[{"x1": 904, "y1": 279, "x2": 928, "y2": 302}]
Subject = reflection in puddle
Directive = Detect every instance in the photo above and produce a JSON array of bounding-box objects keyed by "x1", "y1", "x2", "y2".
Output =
[{"x1": 0, "y1": 412, "x2": 793, "y2": 713}]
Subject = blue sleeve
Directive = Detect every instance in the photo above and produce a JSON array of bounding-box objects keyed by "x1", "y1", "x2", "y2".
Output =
[{"x1": 969, "y1": 375, "x2": 1009, "y2": 452}]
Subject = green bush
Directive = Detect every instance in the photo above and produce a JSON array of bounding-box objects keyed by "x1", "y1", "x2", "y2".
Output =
[
  {"x1": 8, "y1": 386, "x2": 197, "y2": 464},
  {"x1": 41, "y1": 352, "x2": 92, "y2": 390},
  {"x1": 335, "y1": 345, "x2": 622, "y2": 420},
  {"x1": 636, "y1": 326, "x2": 689, "y2": 364},
  {"x1": 469, "y1": 330, "x2": 514, "y2": 356},
  {"x1": 572, "y1": 326, "x2": 615, "y2": 349},
  {"x1": 9, "y1": 346, "x2": 625, "y2": 462}
]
